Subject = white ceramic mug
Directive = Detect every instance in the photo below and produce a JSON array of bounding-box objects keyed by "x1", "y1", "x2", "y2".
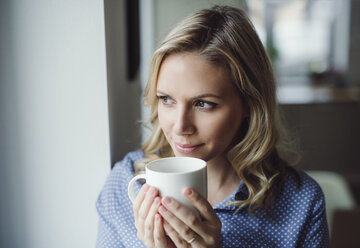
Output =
[{"x1": 128, "y1": 157, "x2": 207, "y2": 213}]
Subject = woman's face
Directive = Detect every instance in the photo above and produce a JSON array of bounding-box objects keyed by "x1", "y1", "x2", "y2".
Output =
[{"x1": 156, "y1": 52, "x2": 247, "y2": 164}]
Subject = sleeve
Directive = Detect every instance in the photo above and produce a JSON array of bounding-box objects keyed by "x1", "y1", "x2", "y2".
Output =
[
  {"x1": 95, "y1": 187, "x2": 125, "y2": 248},
  {"x1": 95, "y1": 154, "x2": 133, "y2": 248},
  {"x1": 300, "y1": 185, "x2": 330, "y2": 247},
  {"x1": 96, "y1": 210, "x2": 124, "y2": 248}
]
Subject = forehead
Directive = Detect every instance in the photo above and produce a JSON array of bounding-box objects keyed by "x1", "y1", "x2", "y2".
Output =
[{"x1": 156, "y1": 52, "x2": 236, "y2": 96}]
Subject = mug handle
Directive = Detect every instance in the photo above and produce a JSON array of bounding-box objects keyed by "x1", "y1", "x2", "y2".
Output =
[{"x1": 127, "y1": 174, "x2": 146, "y2": 203}]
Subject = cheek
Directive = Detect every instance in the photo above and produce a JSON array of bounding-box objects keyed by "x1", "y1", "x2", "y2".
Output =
[
  {"x1": 207, "y1": 110, "x2": 244, "y2": 145},
  {"x1": 158, "y1": 107, "x2": 172, "y2": 133}
]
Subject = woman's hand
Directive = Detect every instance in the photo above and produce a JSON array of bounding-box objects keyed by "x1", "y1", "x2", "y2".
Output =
[
  {"x1": 158, "y1": 187, "x2": 222, "y2": 248},
  {"x1": 133, "y1": 184, "x2": 176, "y2": 248}
]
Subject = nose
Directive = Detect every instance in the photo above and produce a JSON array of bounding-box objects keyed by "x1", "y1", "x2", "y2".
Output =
[{"x1": 173, "y1": 106, "x2": 195, "y2": 136}]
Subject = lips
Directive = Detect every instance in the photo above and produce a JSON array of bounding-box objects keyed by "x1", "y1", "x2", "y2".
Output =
[{"x1": 174, "y1": 142, "x2": 204, "y2": 154}]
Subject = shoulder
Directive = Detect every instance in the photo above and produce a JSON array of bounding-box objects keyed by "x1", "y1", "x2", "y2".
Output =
[
  {"x1": 286, "y1": 170, "x2": 324, "y2": 197},
  {"x1": 96, "y1": 150, "x2": 147, "y2": 247},
  {"x1": 107, "y1": 149, "x2": 144, "y2": 184},
  {"x1": 96, "y1": 149, "x2": 145, "y2": 211},
  {"x1": 113, "y1": 149, "x2": 145, "y2": 170},
  {"x1": 279, "y1": 171, "x2": 330, "y2": 245},
  {"x1": 278, "y1": 169, "x2": 326, "y2": 212},
  {"x1": 113, "y1": 149, "x2": 145, "y2": 174},
  {"x1": 106, "y1": 149, "x2": 145, "y2": 188},
  {"x1": 266, "y1": 170, "x2": 327, "y2": 228}
]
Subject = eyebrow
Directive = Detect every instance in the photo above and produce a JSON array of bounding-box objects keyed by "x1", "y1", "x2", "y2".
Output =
[{"x1": 156, "y1": 90, "x2": 223, "y2": 100}]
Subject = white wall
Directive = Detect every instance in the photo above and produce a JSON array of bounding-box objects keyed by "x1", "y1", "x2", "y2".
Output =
[{"x1": 0, "y1": 0, "x2": 110, "y2": 247}]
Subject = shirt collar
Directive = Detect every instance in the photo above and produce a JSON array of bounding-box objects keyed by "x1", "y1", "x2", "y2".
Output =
[{"x1": 213, "y1": 180, "x2": 249, "y2": 211}]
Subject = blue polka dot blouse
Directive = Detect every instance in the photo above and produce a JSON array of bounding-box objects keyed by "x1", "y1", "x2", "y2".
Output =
[{"x1": 96, "y1": 150, "x2": 330, "y2": 247}]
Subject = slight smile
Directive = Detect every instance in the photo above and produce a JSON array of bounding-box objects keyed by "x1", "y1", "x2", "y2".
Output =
[{"x1": 174, "y1": 142, "x2": 204, "y2": 154}]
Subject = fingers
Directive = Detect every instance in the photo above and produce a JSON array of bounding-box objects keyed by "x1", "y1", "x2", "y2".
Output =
[
  {"x1": 159, "y1": 189, "x2": 222, "y2": 247},
  {"x1": 133, "y1": 184, "x2": 150, "y2": 216},
  {"x1": 133, "y1": 184, "x2": 150, "y2": 228},
  {"x1": 144, "y1": 196, "x2": 161, "y2": 242},
  {"x1": 137, "y1": 186, "x2": 158, "y2": 224},
  {"x1": 159, "y1": 199, "x2": 200, "y2": 246},
  {"x1": 133, "y1": 184, "x2": 160, "y2": 245},
  {"x1": 163, "y1": 219, "x2": 190, "y2": 248},
  {"x1": 183, "y1": 187, "x2": 219, "y2": 223},
  {"x1": 153, "y1": 214, "x2": 168, "y2": 248},
  {"x1": 133, "y1": 186, "x2": 221, "y2": 247}
]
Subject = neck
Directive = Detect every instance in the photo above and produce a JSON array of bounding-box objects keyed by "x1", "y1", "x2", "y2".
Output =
[{"x1": 206, "y1": 156, "x2": 240, "y2": 205}]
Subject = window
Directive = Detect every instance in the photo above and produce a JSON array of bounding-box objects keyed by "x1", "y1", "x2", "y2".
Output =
[{"x1": 246, "y1": 0, "x2": 349, "y2": 86}]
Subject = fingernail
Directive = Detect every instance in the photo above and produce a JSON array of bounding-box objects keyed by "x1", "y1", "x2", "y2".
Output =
[
  {"x1": 185, "y1": 188, "x2": 193, "y2": 196},
  {"x1": 142, "y1": 184, "x2": 150, "y2": 191},
  {"x1": 154, "y1": 197, "x2": 160, "y2": 204},
  {"x1": 155, "y1": 214, "x2": 161, "y2": 222},
  {"x1": 163, "y1": 197, "x2": 172, "y2": 205},
  {"x1": 149, "y1": 186, "x2": 157, "y2": 196},
  {"x1": 159, "y1": 206, "x2": 167, "y2": 213}
]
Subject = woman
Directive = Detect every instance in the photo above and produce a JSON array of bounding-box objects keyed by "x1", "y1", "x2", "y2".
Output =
[{"x1": 96, "y1": 6, "x2": 329, "y2": 247}]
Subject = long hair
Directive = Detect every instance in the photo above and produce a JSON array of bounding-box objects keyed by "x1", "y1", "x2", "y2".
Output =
[{"x1": 139, "y1": 5, "x2": 299, "y2": 211}]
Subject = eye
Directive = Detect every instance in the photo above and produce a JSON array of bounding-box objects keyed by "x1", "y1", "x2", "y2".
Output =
[
  {"x1": 194, "y1": 100, "x2": 217, "y2": 110},
  {"x1": 157, "y1": 95, "x2": 174, "y2": 105}
]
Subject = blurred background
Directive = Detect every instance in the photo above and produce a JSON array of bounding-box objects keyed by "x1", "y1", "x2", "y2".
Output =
[{"x1": 0, "y1": 0, "x2": 359, "y2": 247}]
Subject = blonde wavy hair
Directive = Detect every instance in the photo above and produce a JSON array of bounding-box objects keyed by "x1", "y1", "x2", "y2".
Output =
[{"x1": 138, "y1": 5, "x2": 299, "y2": 211}]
